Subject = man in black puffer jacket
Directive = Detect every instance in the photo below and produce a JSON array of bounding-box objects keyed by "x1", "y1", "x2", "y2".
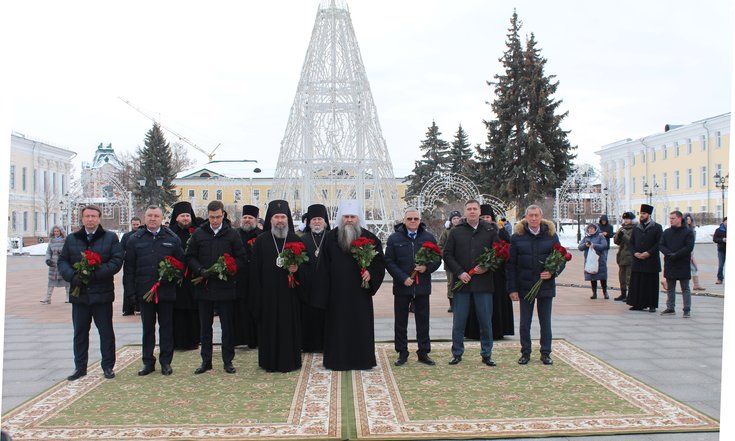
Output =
[
  {"x1": 124, "y1": 206, "x2": 184, "y2": 376},
  {"x1": 659, "y1": 210, "x2": 695, "y2": 317},
  {"x1": 443, "y1": 200, "x2": 500, "y2": 367},
  {"x1": 507, "y1": 205, "x2": 566, "y2": 366},
  {"x1": 185, "y1": 201, "x2": 246, "y2": 375},
  {"x1": 58, "y1": 205, "x2": 123, "y2": 381},
  {"x1": 385, "y1": 208, "x2": 442, "y2": 367}
]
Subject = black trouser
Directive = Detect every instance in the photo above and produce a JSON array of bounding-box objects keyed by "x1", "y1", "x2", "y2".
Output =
[
  {"x1": 394, "y1": 294, "x2": 431, "y2": 356},
  {"x1": 72, "y1": 302, "x2": 116, "y2": 371},
  {"x1": 198, "y1": 299, "x2": 235, "y2": 365},
  {"x1": 140, "y1": 300, "x2": 174, "y2": 367},
  {"x1": 122, "y1": 294, "x2": 137, "y2": 315}
]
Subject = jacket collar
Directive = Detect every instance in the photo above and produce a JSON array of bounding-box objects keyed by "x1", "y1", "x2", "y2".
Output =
[
  {"x1": 514, "y1": 218, "x2": 556, "y2": 236},
  {"x1": 74, "y1": 225, "x2": 106, "y2": 243}
]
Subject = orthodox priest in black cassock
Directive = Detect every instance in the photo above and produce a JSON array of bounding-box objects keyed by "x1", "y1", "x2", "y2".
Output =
[
  {"x1": 252, "y1": 200, "x2": 306, "y2": 372},
  {"x1": 626, "y1": 204, "x2": 663, "y2": 311},
  {"x1": 169, "y1": 202, "x2": 201, "y2": 350},
  {"x1": 466, "y1": 205, "x2": 514, "y2": 340},
  {"x1": 316, "y1": 200, "x2": 385, "y2": 371},
  {"x1": 234, "y1": 204, "x2": 262, "y2": 348},
  {"x1": 300, "y1": 204, "x2": 330, "y2": 352}
]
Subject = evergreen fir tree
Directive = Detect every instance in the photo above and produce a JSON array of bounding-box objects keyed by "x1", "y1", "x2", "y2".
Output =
[
  {"x1": 134, "y1": 123, "x2": 178, "y2": 210},
  {"x1": 476, "y1": 11, "x2": 576, "y2": 212},
  {"x1": 404, "y1": 120, "x2": 451, "y2": 198},
  {"x1": 448, "y1": 124, "x2": 473, "y2": 174}
]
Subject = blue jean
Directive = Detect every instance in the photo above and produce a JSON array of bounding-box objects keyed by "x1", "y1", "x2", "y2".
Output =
[
  {"x1": 519, "y1": 296, "x2": 553, "y2": 356},
  {"x1": 452, "y1": 292, "x2": 493, "y2": 357},
  {"x1": 717, "y1": 250, "x2": 726, "y2": 281},
  {"x1": 666, "y1": 278, "x2": 691, "y2": 313}
]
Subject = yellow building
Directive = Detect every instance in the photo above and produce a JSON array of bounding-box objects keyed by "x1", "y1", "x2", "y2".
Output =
[
  {"x1": 173, "y1": 160, "x2": 408, "y2": 223},
  {"x1": 9, "y1": 132, "x2": 76, "y2": 244},
  {"x1": 597, "y1": 113, "x2": 729, "y2": 223}
]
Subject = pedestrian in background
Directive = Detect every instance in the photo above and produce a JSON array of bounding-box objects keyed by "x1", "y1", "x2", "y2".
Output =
[
  {"x1": 659, "y1": 210, "x2": 694, "y2": 318},
  {"x1": 41, "y1": 225, "x2": 70, "y2": 304},
  {"x1": 597, "y1": 215, "x2": 614, "y2": 256},
  {"x1": 613, "y1": 212, "x2": 635, "y2": 301},
  {"x1": 438, "y1": 210, "x2": 462, "y2": 313},
  {"x1": 578, "y1": 223, "x2": 609, "y2": 299},
  {"x1": 683, "y1": 213, "x2": 705, "y2": 291},
  {"x1": 713, "y1": 217, "x2": 727, "y2": 285}
]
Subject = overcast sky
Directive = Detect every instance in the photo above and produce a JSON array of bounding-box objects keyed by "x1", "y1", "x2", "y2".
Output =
[{"x1": 5, "y1": 0, "x2": 734, "y2": 178}]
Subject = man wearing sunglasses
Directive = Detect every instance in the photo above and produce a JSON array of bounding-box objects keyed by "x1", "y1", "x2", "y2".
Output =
[{"x1": 385, "y1": 208, "x2": 442, "y2": 366}]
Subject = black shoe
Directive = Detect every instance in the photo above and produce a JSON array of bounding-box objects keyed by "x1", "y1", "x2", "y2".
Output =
[
  {"x1": 541, "y1": 354, "x2": 553, "y2": 365},
  {"x1": 394, "y1": 353, "x2": 408, "y2": 366},
  {"x1": 224, "y1": 363, "x2": 236, "y2": 374},
  {"x1": 629, "y1": 306, "x2": 643, "y2": 311},
  {"x1": 448, "y1": 356, "x2": 462, "y2": 365},
  {"x1": 161, "y1": 364, "x2": 173, "y2": 376},
  {"x1": 590, "y1": 294, "x2": 597, "y2": 299},
  {"x1": 417, "y1": 354, "x2": 436, "y2": 366},
  {"x1": 103, "y1": 368, "x2": 115, "y2": 379},
  {"x1": 660, "y1": 308, "x2": 675, "y2": 315},
  {"x1": 122, "y1": 311, "x2": 134, "y2": 316},
  {"x1": 603, "y1": 293, "x2": 609, "y2": 299},
  {"x1": 614, "y1": 295, "x2": 627, "y2": 301},
  {"x1": 67, "y1": 369, "x2": 87, "y2": 381},
  {"x1": 518, "y1": 355, "x2": 530, "y2": 365},
  {"x1": 649, "y1": 307, "x2": 657, "y2": 313},
  {"x1": 138, "y1": 365, "x2": 155, "y2": 376},
  {"x1": 194, "y1": 363, "x2": 213, "y2": 374},
  {"x1": 482, "y1": 356, "x2": 496, "y2": 367}
]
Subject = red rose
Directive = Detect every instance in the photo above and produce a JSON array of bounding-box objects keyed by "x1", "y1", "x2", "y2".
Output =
[
  {"x1": 84, "y1": 250, "x2": 102, "y2": 266},
  {"x1": 421, "y1": 241, "x2": 442, "y2": 254},
  {"x1": 164, "y1": 255, "x2": 185, "y2": 271},
  {"x1": 564, "y1": 253, "x2": 573, "y2": 261},
  {"x1": 247, "y1": 237, "x2": 257, "y2": 246},
  {"x1": 188, "y1": 227, "x2": 195, "y2": 234},
  {"x1": 223, "y1": 253, "x2": 237, "y2": 274}
]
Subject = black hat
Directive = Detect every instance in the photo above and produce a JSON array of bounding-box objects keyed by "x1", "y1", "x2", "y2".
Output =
[
  {"x1": 640, "y1": 204, "x2": 654, "y2": 215},
  {"x1": 242, "y1": 205, "x2": 259, "y2": 217},
  {"x1": 305, "y1": 204, "x2": 331, "y2": 231},
  {"x1": 448, "y1": 210, "x2": 461, "y2": 221},
  {"x1": 170, "y1": 201, "x2": 196, "y2": 224},
  {"x1": 480, "y1": 204, "x2": 495, "y2": 220},
  {"x1": 263, "y1": 200, "x2": 294, "y2": 232},
  {"x1": 622, "y1": 211, "x2": 635, "y2": 220}
]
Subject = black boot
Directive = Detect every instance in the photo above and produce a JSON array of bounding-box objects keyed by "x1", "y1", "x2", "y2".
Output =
[
  {"x1": 447, "y1": 298, "x2": 453, "y2": 313},
  {"x1": 614, "y1": 288, "x2": 627, "y2": 301},
  {"x1": 590, "y1": 281, "x2": 597, "y2": 299},
  {"x1": 601, "y1": 280, "x2": 609, "y2": 299}
]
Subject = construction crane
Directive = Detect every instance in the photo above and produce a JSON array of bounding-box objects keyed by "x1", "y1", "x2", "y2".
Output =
[{"x1": 118, "y1": 97, "x2": 221, "y2": 162}]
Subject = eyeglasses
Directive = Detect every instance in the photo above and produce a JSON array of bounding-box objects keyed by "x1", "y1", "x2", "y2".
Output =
[{"x1": 405, "y1": 217, "x2": 420, "y2": 221}]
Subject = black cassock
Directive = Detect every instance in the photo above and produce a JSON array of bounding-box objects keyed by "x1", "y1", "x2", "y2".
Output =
[
  {"x1": 316, "y1": 227, "x2": 385, "y2": 371},
  {"x1": 234, "y1": 227, "x2": 261, "y2": 348},
  {"x1": 252, "y1": 231, "x2": 307, "y2": 372},
  {"x1": 301, "y1": 231, "x2": 327, "y2": 352}
]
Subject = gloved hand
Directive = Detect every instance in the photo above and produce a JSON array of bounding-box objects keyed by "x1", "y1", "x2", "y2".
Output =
[
  {"x1": 71, "y1": 275, "x2": 81, "y2": 287},
  {"x1": 45, "y1": 259, "x2": 54, "y2": 267},
  {"x1": 199, "y1": 269, "x2": 211, "y2": 278}
]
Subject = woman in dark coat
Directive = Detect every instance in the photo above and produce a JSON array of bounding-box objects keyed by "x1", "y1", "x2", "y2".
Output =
[{"x1": 578, "y1": 223, "x2": 609, "y2": 299}]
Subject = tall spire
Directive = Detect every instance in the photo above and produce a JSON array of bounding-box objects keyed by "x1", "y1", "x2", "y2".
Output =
[{"x1": 272, "y1": 1, "x2": 402, "y2": 240}]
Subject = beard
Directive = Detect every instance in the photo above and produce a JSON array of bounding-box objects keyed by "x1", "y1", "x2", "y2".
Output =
[
  {"x1": 272, "y1": 225, "x2": 288, "y2": 239},
  {"x1": 311, "y1": 225, "x2": 324, "y2": 234},
  {"x1": 241, "y1": 224, "x2": 255, "y2": 232},
  {"x1": 338, "y1": 223, "x2": 361, "y2": 253},
  {"x1": 177, "y1": 221, "x2": 191, "y2": 229}
]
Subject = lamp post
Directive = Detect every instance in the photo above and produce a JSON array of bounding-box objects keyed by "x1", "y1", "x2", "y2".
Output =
[
  {"x1": 249, "y1": 167, "x2": 261, "y2": 206},
  {"x1": 714, "y1": 172, "x2": 729, "y2": 217},
  {"x1": 575, "y1": 177, "x2": 583, "y2": 243},
  {"x1": 602, "y1": 186, "x2": 608, "y2": 215},
  {"x1": 643, "y1": 182, "x2": 658, "y2": 205},
  {"x1": 138, "y1": 177, "x2": 164, "y2": 207}
]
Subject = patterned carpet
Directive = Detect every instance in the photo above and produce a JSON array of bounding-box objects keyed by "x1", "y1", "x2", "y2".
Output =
[{"x1": 1, "y1": 342, "x2": 718, "y2": 440}]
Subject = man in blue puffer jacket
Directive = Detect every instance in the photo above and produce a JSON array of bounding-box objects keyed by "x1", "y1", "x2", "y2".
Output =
[
  {"x1": 58, "y1": 205, "x2": 124, "y2": 381},
  {"x1": 507, "y1": 205, "x2": 566, "y2": 366},
  {"x1": 385, "y1": 208, "x2": 442, "y2": 367}
]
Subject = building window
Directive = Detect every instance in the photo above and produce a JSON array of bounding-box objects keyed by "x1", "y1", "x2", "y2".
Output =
[
  {"x1": 662, "y1": 172, "x2": 668, "y2": 191},
  {"x1": 641, "y1": 176, "x2": 646, "y2": 190},
  {"x1": 253, "y1": 189, "x2": 260, "y2": 201},
  {"x1": 202, "y1": 190, "x2": 209, "y2": 200},
  {"x1": 33, "y1": 170, "x2": 37, "y2": 192},
  {"x1": 652, "y1": 150, "x2": 656, "y2": 162},
  {"x1": 631, "y1": 155, "x2": 635, "y2": 166},
  {"x1": 61, "y1": 175, "x2": 66, "y2": 194},
  {"x1": 43, "y1": 171, "x2": 48, "y2": 192},
  {"x1": 11, "y1": 212, "x2": 16, "y2": 231},
  {"x1": 23, "y1": 212, "x2": 28, "y2": 232},
  {"x1": 675, "y1": 142, "x2": 680, "y2": 157},
  {"x1": 22, "y1": 167, "x2": 27, "y2": 191},
  {"x1": 10, "y1": 165, "x2": 15, "y2": 190},
  {"x1": 267, "y1": 190, "x2": 273, "y2": 200},
  {"x1": 687, "y1": 138, "x2": 692, "y2": 154},
  {"x1": 641, "y1": 151, "x2": 646, "y2": 163},
  {"x1": 53, "y1": 172, "x2": 57, "y2": 193},
  {"x1": 365, "y1": 189, "x2": 372, "y2": 200},
  {"x1": 687, "y1": 168, "x2": 692, "y2": 188},
  {"x1": 632, "y1": 177, "x2": 636, "y2": 194},
  {"x1": 294, "y1": 190, "x2": 299, "y2": 200},
  {"x1": 216, "y1": 190, "x2": 222, "y2": 201},
  {"x1": 234, "y1": 189, "x2": 242, "y2": 201},
  {"x1": 34, "y1": 212, "x2": 38, "y2": 231},
  {"x1": 53, "y1": 213, "x2": 57, "y2": 226},
  {"x1": 701, "y1": 134, "x2": 707, "y2": 151},
  {"x1": 701, "y1": 166, "x2": 707, "y2": 187},
  {"x1": 716, "y1": 163, "x2": 723, "y2": 177},
  {"x1": 716, "y1": 131, "x2": 722, "y2": 148},
  {"x1": 652, "y1": 174, "x2": 657, "y2": 186},
  {"x1": 717, "y1": 205, "x2": 723, "y2": 218},
  {"x1": 43, "y1": 212, "x2": 47, "y2": 231},
  {"x1": 662, "y1": 146, "x2": 667, "y2": 160},
  {"x1": 188, "y1": 189, "x2": 195, "y2": 198},
  {"x1": 675, "y1": 170, "x2": 680, "y2": 190}
]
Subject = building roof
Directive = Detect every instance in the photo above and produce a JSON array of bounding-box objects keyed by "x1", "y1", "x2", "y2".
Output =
[
  {"x1": 83, "y1": 143, "x2": 122, "y2": 170},
  {"x1": 177, "y1": 160, "x2": 260, "y2": 179}
]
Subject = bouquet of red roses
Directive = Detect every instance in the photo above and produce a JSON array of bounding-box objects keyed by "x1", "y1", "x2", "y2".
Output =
[
  {"x1": 351, "y1": 237, "x2": 378, "y2": 289},
  {"x1": 452, "y1": 240, "x2": 510, "y2": 291},
  {"x1": 247, "y1": 237, "x2": 257, "y2": 248},
  {"x1": 410, "y1": 241, "x2": 442, "y2": 285},
  {"x1": 279, "y1": 241, "x2": 310, "y2": 288},
  {"x1": 70, "y1": 250, "x2": 102, "y2": 297},
  {"x1": 524, "y1": 243, "x2": 572, "y2": 302},
  {"x1": 192, "y1": 253, "x2": 237, "y2": 285},
  {"x1": 143, "y1": 256, "x2": 184, "y2": 303}
]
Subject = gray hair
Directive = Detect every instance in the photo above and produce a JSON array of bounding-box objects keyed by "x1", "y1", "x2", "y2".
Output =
[
  {"x1": 404, "y1": 207, "x2": 420, "y2": 216},
  {"x1": 145, "y1": 205, "x2": 163, "y2": 213},
  {"x1": 525, "y1": 205, "x2": 543, "y2": 216}
]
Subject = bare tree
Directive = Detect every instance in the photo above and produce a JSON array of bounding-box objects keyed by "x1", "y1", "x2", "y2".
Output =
[{"x1": 171, "y1": 141, "x2": 195, "y2": 175}]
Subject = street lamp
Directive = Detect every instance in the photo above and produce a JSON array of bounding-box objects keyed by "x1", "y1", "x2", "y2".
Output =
[
  {"x1": 249, "y1": 168, "x2": 261, "y2": 205},
  {"x1": 575, "y1": 177, "x2": 583, "y2": 243},
  {"x1": 602, "y1": 186, "x2": 608, "y2": 215},
  {"x1": 138, "y1": 177, "x2": 164, "y2": 206},
  {"x1": 714, "y1": 172, "x2": 729, "y2": 217},
  {"x1": 642, "y1": 182, "x2": 658, "y2": 205}
]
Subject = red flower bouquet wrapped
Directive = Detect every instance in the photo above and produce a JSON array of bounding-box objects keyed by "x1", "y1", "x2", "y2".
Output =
[
  {"x1": 143, "y1": 256, "x2": 184, "y2": 303},
  {"x1": 453, "y1": 240, "x2": 510, "y2": 291},
  {"x1": 192, "y1": 253, "x2": 237, "y2": 285},
  {"x1": 70, "y1": 250, "x2": 102, "y2": 297},
  {"x1": 410, "y1": 241, "x2": 442, "y2": 285},
  {"x1": 247, "y1": 237, "x2": 257, "y2": 248},
  {"x1": 279, "y1": 241, "x2": 310, "y2": 288},
  {"x1": 524, "y1": 243, "x2": 572, "y2": 302},
  {"x1": 351, "y1": 237, "x2": 378, "y2": 289}
]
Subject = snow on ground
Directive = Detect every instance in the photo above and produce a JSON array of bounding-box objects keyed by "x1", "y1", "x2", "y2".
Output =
[{"x1": 558, "y1": 223, "x2": 722, "y2": 249}]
